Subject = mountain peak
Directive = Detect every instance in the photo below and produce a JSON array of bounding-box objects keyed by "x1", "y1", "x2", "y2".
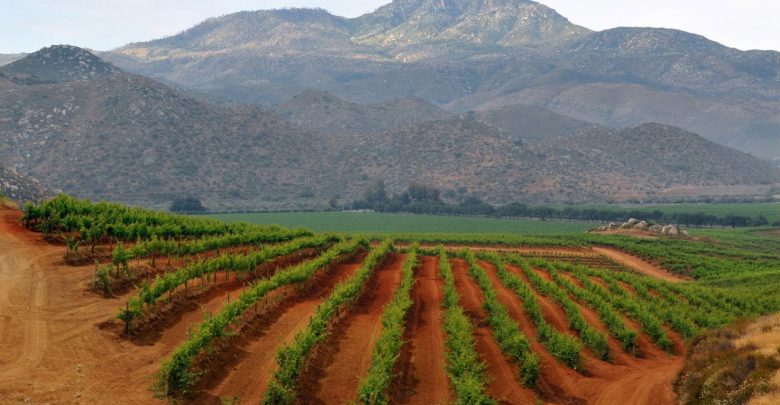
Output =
[
  {"x1": 0, "y1": 45, "x2": 119, "y2": 84},
  {"x1": 356, "y1": 0, "x2": 590, "y2": 48}
]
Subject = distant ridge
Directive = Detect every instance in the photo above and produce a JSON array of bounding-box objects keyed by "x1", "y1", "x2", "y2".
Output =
[
  {"x1": 102, "y1": 0, "x2": 780, "y2": 161},
  {"x1": 3, "y1": 46, "x2": 778, "y2": 209}
]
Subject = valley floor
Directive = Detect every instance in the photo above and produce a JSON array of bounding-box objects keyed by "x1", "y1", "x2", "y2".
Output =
[{"x1": 0, "y1": 206, "x2": 698, "y2": 404}]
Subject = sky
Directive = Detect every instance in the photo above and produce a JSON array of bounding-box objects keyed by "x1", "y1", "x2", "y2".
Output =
[{"x1": 2, "y1": 0, "x2": 779, "y2": 54}]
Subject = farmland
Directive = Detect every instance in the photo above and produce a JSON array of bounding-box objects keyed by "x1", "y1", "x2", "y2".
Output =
[
  {"x1": 207, "y1": 211, "x2": 595, "y2": 235},
  {"x1": 1, "y1": 195, "x2": 779, "y2": 404}
]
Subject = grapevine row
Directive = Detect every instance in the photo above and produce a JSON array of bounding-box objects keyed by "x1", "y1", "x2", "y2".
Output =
[
  {"x1": 460, "y1": 250, "x2": 541, "y2": 385},
  {"x1": 437, "y1": 248, "x2": 493, "y2": 404},
  {"x1": 508, "y1": 255, "x2": 610, "y2": 360},
  {"x1": 156, "y1": 238, "x2": 363, "y2": 396},
  {"x1": 556, "y1": 262, "x2": 674, "y2": 351},
  {"x1": 545, "y1": 262, "x2": 638, "y2": 351},
  {"x1": 119, "y1": 235, "x2": 338, "y2": 327},
  {"x1": 263, "y1": 240, "x2": 394, "y2": 404},
  {"x1": 472, "y1": 252, "x2": 580, "y2": 370},
  {"x1": 111, "y1": 227, "x2": 312, "y2": 267},
  {"x1": 358, "y1": 244, "x2": 419, "y2": 404}
]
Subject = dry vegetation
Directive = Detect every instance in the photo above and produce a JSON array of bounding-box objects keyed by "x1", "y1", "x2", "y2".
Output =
[{"x1": 676, "y1": 314, "x2": 780, "y2": 404}]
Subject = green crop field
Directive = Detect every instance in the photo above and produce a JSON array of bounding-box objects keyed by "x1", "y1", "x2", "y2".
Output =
[
  {"x1": 205, "y1": 211, "x2": 595, "y2": 235},
  {"x1": 16, "y1": 195, "x2": 780, "y2": 404},
  {"x1": 573, "y1": 203, "x2": 780, "y2": 223}
]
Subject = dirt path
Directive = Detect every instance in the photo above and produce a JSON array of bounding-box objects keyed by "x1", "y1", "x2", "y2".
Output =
[
  {"x1": 197, "y1": 254, "x2": 366, "y2": 404},
  {"x1": 450, "y1": 259, "x2": 538, "y2": 404},
  {"x1": 591, "y1": 361, "x2": 680, "y2": 405},
  {"x1": 0, "y1": 208, "x2": 168, "y2": 404},
  {"x1": 302, "y1": 254, "x2": 405, "y2": 404},
  {"x1": 392, "y1": 255, "x2": 450, "y2": 404},
  {"x1": 592, "y1": 247, "x2": 687, "y2": 283}
]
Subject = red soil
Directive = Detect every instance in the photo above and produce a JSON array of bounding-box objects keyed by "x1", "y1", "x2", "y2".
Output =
[
  {"x1": 392, "y1": 255, "x2": 451, "y2": 404},
  {"x1": 123, "y1": 250, "x2": 321, "y2": 338},
  {"x1": 0, "y1": 208, "x2": 167, "y2": 404},
  {"x1": 459, "y1": 257, "x2": 683, "y2": 404},
  {"x1": 299, "y1": 254, "x2": 405, "y2": 404},
  {"x1": 450, "y1": 259, "x2": 539, "y2": 404},
  {"x1": 196, "y1": 253, "x2": 367, "y2": 404},
  {"x1": 500, "y1": 262, "x2": 571, "y2": 334},
  {"x1": 0, "y1": 208, "x2": 685, "y2": 405}
]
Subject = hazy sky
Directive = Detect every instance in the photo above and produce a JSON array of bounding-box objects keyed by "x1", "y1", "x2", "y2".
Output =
[{"x1": 2, "y1": 0, "x2": 779, "y2": 53}]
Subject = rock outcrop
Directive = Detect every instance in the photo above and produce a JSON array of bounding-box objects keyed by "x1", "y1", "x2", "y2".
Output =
[{"x1": 593, "y1": 218, "x2": 691, "y2": 238}]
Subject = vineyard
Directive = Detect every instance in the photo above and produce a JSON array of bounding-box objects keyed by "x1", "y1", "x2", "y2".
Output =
[{"x1": 1, "y1": 195, "x2": 779, "y2": 404}]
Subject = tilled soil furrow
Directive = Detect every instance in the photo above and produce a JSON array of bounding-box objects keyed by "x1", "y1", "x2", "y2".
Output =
[
  {"x1": 391, "y1": 255, "x2": 450, "y2": 405},
  {"x1": 193, "y1": 252, "x2": 368, "y2": 404},
  {"x1": 298, "y1": 253, "x2": 405, "y2": 404},
  {"x1": 450, "y1": 259, "x2": 537, "y2": 405}
]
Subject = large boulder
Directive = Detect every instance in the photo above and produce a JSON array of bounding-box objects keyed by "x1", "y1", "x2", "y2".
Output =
[
  {"x1": 634, "y1": 221, "x2": 648, "y2": 230},
  {"x1": 648, "y1": 224, "x2": 664, "y2": 233},
  {"x1": 662, "y1": 225, "x2": 680, "y2": 236}
]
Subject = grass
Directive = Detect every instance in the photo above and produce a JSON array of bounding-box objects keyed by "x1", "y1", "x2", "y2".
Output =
[
  {"x1": 206, "y1": 212, "x2": 594, "y2": 235},
  {"x1": 0, "y1": 194, "x2": 17, "y2": 209}
]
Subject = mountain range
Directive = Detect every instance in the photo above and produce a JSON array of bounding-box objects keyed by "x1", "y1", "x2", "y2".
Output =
[
  {"x1": 0, "y1": 0, "x2": 779, "y2": 209},
  {"x1": 102, "y1": 0, "x2": 780, "y2": 161}
]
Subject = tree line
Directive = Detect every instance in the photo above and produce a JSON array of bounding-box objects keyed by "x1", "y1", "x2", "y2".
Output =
[{"x1": 350, "y1": 182, "x2": 775, "y2": 228}]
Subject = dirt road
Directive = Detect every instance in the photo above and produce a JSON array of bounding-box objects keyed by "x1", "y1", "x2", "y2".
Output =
[{"x1": 592, "y1": 247, "x2": 687, "y2": 282}]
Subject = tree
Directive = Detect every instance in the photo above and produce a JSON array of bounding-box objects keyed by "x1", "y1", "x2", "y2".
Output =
[
  {"x1": 363, "y1": 180, "x2": 389, "y2": 206},
  {"x1": 170, "y1": 197, "x2": 206, "y2": 213}
]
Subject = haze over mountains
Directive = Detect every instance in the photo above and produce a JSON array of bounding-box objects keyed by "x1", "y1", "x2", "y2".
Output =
[
  {"x1": 1, "y1": 0, "x2": 779, "y2": 209},
  {"x1": 104, "y1": 0, "x2": 780, "y2": 161}
]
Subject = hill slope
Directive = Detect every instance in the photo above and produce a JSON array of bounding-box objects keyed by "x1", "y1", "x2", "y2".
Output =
[
  {"x1": 3, "y1": 46, "x2": 778, "y2": 208},
  {"x1": 471, "y1": 103, "x2": 600, "y2": 141},
  {"x1": 0, "y1": 46, "x2": 321, "y2": 210},
  {"x1": 273, "y1": 90, "x2": 452, "y2": 134},
  {"x1": 104, "y1": 1, "x2": 780, "y2": 160},
  {"x1": 0, "y1": 164, "x2": 53, "y2": 204}
]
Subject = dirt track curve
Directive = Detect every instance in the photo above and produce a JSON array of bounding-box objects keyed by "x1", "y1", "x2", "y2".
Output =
[{"x1": 592, "y1": 247, "x2": 687, "y2": 283}]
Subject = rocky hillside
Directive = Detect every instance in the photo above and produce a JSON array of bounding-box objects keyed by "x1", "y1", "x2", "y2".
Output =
[
  {"x1": 526, "y1": 124, "x2": 780, "y2": 201},
  {"x1": 2, "y1": 45, "x2": 119, "y2": 84},
  {"x1": 273, "y1": 90, "x2": 452, "y2": 134},
  {"x1": 0, "y1": 46, "x2": 322, "y2": 210},
  {"x1": 0, "y1": 164, "x2": 53, "y2": 204},
  {"x1": 320, "y1": 118, "x2": 780, "y2": 204},
  {"x1": 471, "y1": 103, "x2": 600, "y2": 141},
  {"x1": 320, "y1": 117, "x2": 536, "y2": 202},
  {"x1": 352, "y1": 0, "x2": 589, "y2": 49},
  {"x1": 103, "y1": 0, "x2": 780, "y2": 161},
  {"x1": 3, "y1": 46, "x2": 778, "y2": 209}
]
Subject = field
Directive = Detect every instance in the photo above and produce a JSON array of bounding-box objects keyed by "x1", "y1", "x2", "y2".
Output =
[
  {"x1": 1, "y1": 195, "x2": 779, "y2": 404},
  {"x1": 573, "y1": 202, "x2": 780, "y2": 223},
  {"x1": 207, "y1": 211, "x2": 596, "y2": 235}
]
